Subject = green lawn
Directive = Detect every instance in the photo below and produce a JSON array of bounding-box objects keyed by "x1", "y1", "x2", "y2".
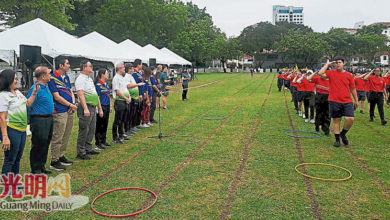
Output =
[{"x1": 1, "y1": 73, "x2": 390, "y2": 219}]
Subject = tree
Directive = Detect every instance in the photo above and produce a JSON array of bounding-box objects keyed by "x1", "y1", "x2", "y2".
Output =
[
  {"x1": 211, "y1": 35, "x2": 241, "y2": 72},
  {"x1": 356, "y1": 34, "x2": 389, "y2": 67},
  {"x1": 0, "y1": 0, "x2": 83, "y2": 31},
  {"x1": 322, "y1": 28, "x2": 357, "y2": 63},
  {"x1": 274, "y1": 30, "x2": 330, "y2": 67},
  {"x1": 356, "y1": 24, "x2": 388, "y2": 35}
]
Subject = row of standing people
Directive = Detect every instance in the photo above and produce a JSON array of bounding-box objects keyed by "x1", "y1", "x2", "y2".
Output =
[{"x1": 0, "y1": 58, "x2": 191, "y2": 175}]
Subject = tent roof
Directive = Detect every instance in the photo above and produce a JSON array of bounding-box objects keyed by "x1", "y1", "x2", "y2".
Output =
[
  {"x1": 118, "y1": 39, "x2": 149, "y2": 63},
  {"x1": 0, "y1": 18, "x2": 110, "y2": 62},
  {"x1": 79, "y1": 31, "x2": 132, "y2": 63},
  {"x1": 143, "y1": 44, "x2": 179, "y2": 65},
  {"x1": 161, "y1": 47, "x2": 192, "y2": 65}
]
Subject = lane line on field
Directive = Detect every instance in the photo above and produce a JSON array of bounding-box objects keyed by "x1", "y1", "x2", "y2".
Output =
[
  {"x1": 283, "y1": 89, "x2": 322, "y2": 220},
  {"x1": 33, "y1": 74, "x2": 269, "y2": 220},
  {"x1": 219, "y1": 74, "x2": 275, "y2": 219},
  {"x1": 136, "y1": 75, "x2": 270, "y2": 212}
]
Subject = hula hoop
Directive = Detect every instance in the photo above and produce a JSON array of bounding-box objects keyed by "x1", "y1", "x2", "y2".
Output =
[
  {"x1": 200, "y1": 115, "x2": 226, "y2": 121},
  {"x1": 285, "y1": 130, "x2": 322, "y2": 139},
  {"x1": 162, "y1": 135, "x2": 201, "y2": 145},
  {"x1": 295, "y1": 163, "x2": 352, "y2": 182},
  {"x1": 91, "y1": 187, "x2": 157, "y2": 218}
]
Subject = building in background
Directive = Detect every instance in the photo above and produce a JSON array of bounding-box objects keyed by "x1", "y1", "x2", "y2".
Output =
[{"x1": 272, "y1": 5, "x2": 304, "y2": 25}]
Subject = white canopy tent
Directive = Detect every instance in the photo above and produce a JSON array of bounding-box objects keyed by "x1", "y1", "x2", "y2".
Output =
[
  {"x1": 143, "y1": 44, "x2": 178, "y2": 65},
  {"x1": 0, "y1": 18, "x2": 112, "y2": 64},
  {"x1": 160, "y1": 47, "x2": 192, "y2": 66},
  {"x1": 79, "y1": 32, "x2": 133, "y2": 63},
  {"x1": 118, "y1": 39, "x2": 150, "y2": 63},
  {"x1": 0, "y1": 50, "x2": 16, "y2": 66}
]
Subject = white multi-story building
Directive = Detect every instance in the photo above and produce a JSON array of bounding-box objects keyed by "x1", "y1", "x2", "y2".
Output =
[{"x1": 272, "y1": 5, "x2": 304, "y2": 25}]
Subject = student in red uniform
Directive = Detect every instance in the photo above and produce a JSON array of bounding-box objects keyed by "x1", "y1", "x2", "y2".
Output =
[
  {"x1": 277, "y1": 71, "x2": 283, "y2": 92},
  {"x1": 288, "y1": 71, "x2": 299, "y2": 113},
  {"x1": 363, "y1": 68, "x2": 388, "y2": 125},
  {"x1": 354, "y1": 72, "x2": 368, "y2": 114},
  {"x1": 308, "y1": 70, "x2": 330, "y2": 136},
  {"x1": 283, "y1": 72, "x2": 290, "y2": 90},
  {"x1": 293, "y1": 71, "x2": 304, "y2": 116},
  {"x1": 383, "y1": 70, "x2": 390, "y2": 105},
  {"x1": 299, "y1": 71, "x2": 315, "y2": 123},
  {"x1": 318, "y1": 57, "x2": 358, "y2": 147}
]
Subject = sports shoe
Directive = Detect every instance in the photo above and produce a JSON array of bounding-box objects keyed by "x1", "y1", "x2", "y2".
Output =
[
  {"x1": 59, "y1": 156, "x2": 73, "y2": 166},
  {"x1": 125, "y1": 131, "x2": 135, "y2": 136},
  {"x1": 163, "y1": 107, "x2": 169, "y2": 110},
  {"x1": 369, "y1": 117, "x2": 374, "y2": 122},
  {"x1": 304, "y1": 119, "x2": 309, "y2": 123},
  {"x1": 147, "y1": 122, "x2": 153, "y2": 126},
  {"x1": 113, "y1": 139, "x2": 123, "y2": 144},
  {"x1": 102, "y1": 142, "x2": 111, "y2": 147},
  {"x1": 333, "y1": 141, "x2": 341, "y2": 147},
  {"x1": 150, "y1": 120, "x2": 158, "y2": 124},
  {"x1": 315, "y1": 125, "x2": 320, "y2": 132},
  {"x1": 132, "y1": 127, "x2": 140, "y2": 132},
  {"x1": 76, "y1": 154, "x2": 91, "y2": 160},
  {"x1": 298, "y1": 111, "x2": 302, "y2": 116},
  {"x1": 382, "y1": 120, "x2": 387, "y2": 126},
  {"x1": 50, "y1": 161, "x2": 66, "y2": 171},
  {"x1": 302, "y1": 114, "x2": 306, "y2": 119},
  {"x1": 41, "y1": 167, "x2": 52, "y2": 174},
  {"x1": 340, "y1": 134, "x2": 349, "y2": 146},
  {"x1": 140, "y1": 124, "x2": 149, "y2": 128},
  {"x1": 120, "y1": 136, "x2": 130, "y2": 141},
  {"x1": 310, "y1": 119, "x2": 315, "y2": 124},
  {"x1": 86, "y1": 150, "x2": 100, "y2": 155},
  {"x1": 95, "y1": 144, "x2": 105, "y2": 151},
  {"x1": 360, "y1": 110, "x2": 364, "y2": 114}
]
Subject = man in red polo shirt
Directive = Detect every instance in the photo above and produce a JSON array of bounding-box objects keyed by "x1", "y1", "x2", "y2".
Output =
[
  {"x1": 318, "y1": 57, "x2": 358, "y2": 147},
  {"x1": 354, "y1": 72, "x2": 368, "y2": 114},
  {"x1": 308, "y1": 70, "x2": 330, "y2": 136}
]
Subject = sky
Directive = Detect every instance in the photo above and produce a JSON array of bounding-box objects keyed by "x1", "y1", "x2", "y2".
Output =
[{"x1": 183, "y1": 0, "x2": 390, "y2": 37}]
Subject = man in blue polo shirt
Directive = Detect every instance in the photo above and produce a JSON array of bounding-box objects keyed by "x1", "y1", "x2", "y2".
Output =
[
  {"x1": 149, "y1": 69, "x2": 159, "y2": 124},
  {"x1": 132, "y1": 59, "x2": 146, "y2": 128},
  {"x1": 27, "y1": 66, "x2": 54, "y2": 174},
  {"x1": 48, "y1": 58, "x2": 76, "y2": 171}
]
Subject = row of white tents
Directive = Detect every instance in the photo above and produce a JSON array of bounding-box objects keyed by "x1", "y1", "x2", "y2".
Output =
[{"x1": 0, "y1": 18, "x2": 191, "y2": 66}]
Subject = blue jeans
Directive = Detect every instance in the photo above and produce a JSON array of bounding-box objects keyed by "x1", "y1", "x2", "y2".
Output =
[{"x1": 1, "y1": 127, "x2": 27, "y2": 175}]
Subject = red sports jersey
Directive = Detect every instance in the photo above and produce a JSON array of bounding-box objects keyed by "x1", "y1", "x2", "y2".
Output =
[
  {"x1": 354, "y1": 78, "x2": 366, "y2": 91},
  {"x1": 326, "y1": 70, "x2": 355, "y2": 103},
  {"x1": 368, "y1": 75, "x2": 386, "y2": 92},
  {"x1": 311, "y1": 76, "x2": 329, "y2": 94}
]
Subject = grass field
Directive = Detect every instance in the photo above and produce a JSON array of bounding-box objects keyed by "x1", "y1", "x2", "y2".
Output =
[{"x1": 1, "y1": 73, "x2": 390, "y2": 219}]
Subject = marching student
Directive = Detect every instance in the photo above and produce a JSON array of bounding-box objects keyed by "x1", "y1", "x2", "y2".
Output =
[
  {"x1": 363, "y1": 68, "x2": 388, "y2": 125},
  {"x1": 308, "y1": 70, "x2": 330, "y2": 136},
  {"x1": 288, "y1": 71, "x2": 299, "y2": 114},
  {"x1": 293, "y1": 71, "x2": 304, "y2": 117},
  {"x1": 318, "y1": 57, "x2": 358, "y2": 147},
  {"x1": 277, "y1": 71, "x2": 283, "y2": 92},
  {"x1": 297, "y1": 71, "x2": 315, "y2": 123},
  {"x1": 354, "y1": 72, "x2": 368, "y2": 114}
]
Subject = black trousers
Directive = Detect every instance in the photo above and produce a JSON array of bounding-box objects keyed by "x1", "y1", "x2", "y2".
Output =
[
  {"x1": 291, "y1": 86, "x2": 298, "y2": 111},
  {"x1": 30, "y1": 115, "x2": 53, "y2": 172},
  {"x1": 124, "y1": 102, "x2": 132, "y2": 132},
  {"x1": 315, "y1": 93, "x2": 330, "y2": 134},
  {"x1": 130, "y1": 99, "x2": 138, "y2": 128},
  {"x1": 150, "y1": 93, "x2": 157, "y2": 121},
  {"x1": 112, "y1": 100, "x2": 126, "y2": 140},
  {"x1": 303, "y1": 91, "x2": 315, "y2": 120},
  {"x1": 369, "y1": 92, "x2": 385, "y2": 121},
  {"x1": 386, "y1": 85, "x2": 390, "y2": 104},
  {"x1": 284, "y1": 79, "x2": 290, "y2": 89},
  {"x1": 95, "y1": 105, "x2": 110, "y2": 145},
  {"x1": 182, "y1": 84, "x2": 188, "y2": 100},
  {"x1": 277, "y1": 78, "x2": 283, "y2": 91}
]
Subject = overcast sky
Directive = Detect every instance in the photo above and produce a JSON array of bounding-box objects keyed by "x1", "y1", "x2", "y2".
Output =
[{"x1": 183, "y1": 0, "x2": 390, "y2": 37}]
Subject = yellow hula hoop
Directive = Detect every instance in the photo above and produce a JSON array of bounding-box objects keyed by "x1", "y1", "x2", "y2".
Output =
[{"x1": 295, "y1": 163, "x2": 352, "y2": 182}]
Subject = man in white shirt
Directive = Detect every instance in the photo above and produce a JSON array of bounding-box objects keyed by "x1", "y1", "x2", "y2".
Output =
[{"x1": 112, "y1": 62, "x2": 131, "y2": 144}]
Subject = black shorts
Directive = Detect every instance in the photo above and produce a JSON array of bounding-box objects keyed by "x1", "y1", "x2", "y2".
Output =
[
  {"x1": 297, "y1": 91, "x2": 304, "y2": 102},
  {"x1": 357, "y1": 91, "x2": 366, "y2": 101},
  {"x1": 329, "y1": 101, "x2": 354, "y2": 118}
]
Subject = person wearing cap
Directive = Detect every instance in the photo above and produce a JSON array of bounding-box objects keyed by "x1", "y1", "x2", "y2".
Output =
[
  {"x1": 26, "y1": 66, "x2": 54, "y2": 174},
  {"x1": 308, "y1": 70, "x2": 330, "y2": 136},
  {"x1": 318, "y1": 57, "x2": 358, "y2": 147},
  {"x1": 363, "y1": 67, "x2": 388, "y2": 125},
  {"x1": 75, "y1": 60, "x2": 103, "y2": 159},
  {"x1": 47, "y1": 58, "x2": 76, "y2": 171}
]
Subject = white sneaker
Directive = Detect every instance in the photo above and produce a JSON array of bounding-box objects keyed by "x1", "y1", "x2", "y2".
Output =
[
  {"x1": 147, "y1": 122, "x2": 153, "y2": 126},
  {"x1": 302, "y1": 114, "x2": 306, "y2": 119},
  {"x1": 305, "y1": 119, "x2": 309, "y2": 123},
  {"x1": 298, "y1": 111, "x2": 302, "y2": 116},
  {"x1": 310, "y1": 119, "x2": 315, "y2": 124},
  {"x1": 141, "y1": 124, "x2": 149, "y2": 128}
]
